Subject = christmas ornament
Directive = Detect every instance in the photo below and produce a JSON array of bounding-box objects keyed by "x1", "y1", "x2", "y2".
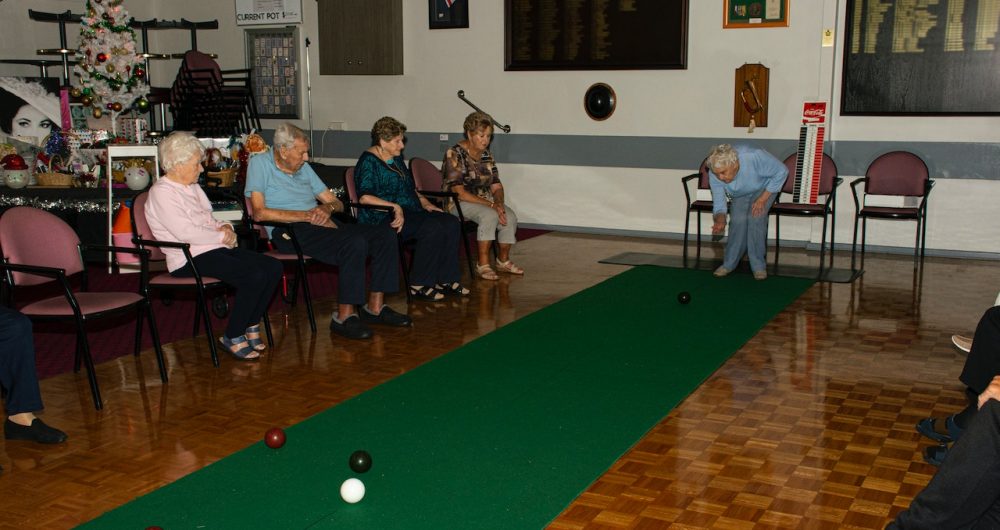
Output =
[
  {"x1": 93, "y1": 108, "x2": 103, "y2": 118},
  {"x1": 136, "y1": 98, "x2": 149, "y2": 111},
  {"x1": 97, "y1": 52, "x2": 108, "y2": 63},
  {"x1": 106, "y1": 63, "x2": 115, "y2": 73},
  {"x1": 111, "y1": 102, "x2": 122, "y2": 112},
  {"x1": 135, "y1": 67, "x2": 144, "y2": 78},
  {"x1": 81, "y1": 95, "x2": 93, "y2": 106},
  {"x1": 70, "y1": 87, "x2": 82, "y2": 98}
]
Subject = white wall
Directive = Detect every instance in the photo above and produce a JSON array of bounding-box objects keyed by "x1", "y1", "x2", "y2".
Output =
[{"x1": 2, "y1": 0, "x2": 997, "y2": 255}]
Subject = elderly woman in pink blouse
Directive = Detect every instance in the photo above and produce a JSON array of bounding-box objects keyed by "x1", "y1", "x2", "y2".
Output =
[{"x1": 145, "y1": 131, "x2": 282, "y2": 361}]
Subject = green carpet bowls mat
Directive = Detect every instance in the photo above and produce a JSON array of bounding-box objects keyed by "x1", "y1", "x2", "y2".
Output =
[{"x1": 81, "y1": 266, "x2": 814, "y2": 529}]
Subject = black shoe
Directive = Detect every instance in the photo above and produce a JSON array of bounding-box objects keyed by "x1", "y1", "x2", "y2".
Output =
[
  {"x1": 360, "y1": 305, "x2": 412, "y2": 327},
  {"x1": 924, "y1": 444, "x2": 949, "y2": 466},
  {"x1": 4, "y1": 418, "x2": 68, "y2": 444},
  {"x1": 329, "y1": 314, "x2": 373, "y2": 339}
]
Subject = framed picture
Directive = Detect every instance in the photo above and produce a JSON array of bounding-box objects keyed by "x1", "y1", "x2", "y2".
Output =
[
  {"x1": 723, "y1": 0, "x2": 789, "y2": 29},
  {"x1": 505, "y1": 0, "x2": 688, "y2": 71},
  {"x1": 245, "y1": 27, "x2": 300, "y2": 119},
  {"x1": 0, "y1": 77, "x2": 62, "y2": 146},
  {"x1": 429, "y1": 0, "x2": 468, "y2": 30},
  {"x1": 69, "y1": 103, "x2": 89, "y2": 129},
  {"x1": 841, "y1": 0, "x2": 1000, "y2": 115}
]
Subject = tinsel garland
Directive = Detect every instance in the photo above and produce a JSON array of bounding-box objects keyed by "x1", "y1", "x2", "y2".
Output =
[
  {"x1": 0, "y1": 197, "x2": 241, "y2": 214},
  {"x1": 0, "y1": 196, "x2": 114, "y2": 212}
]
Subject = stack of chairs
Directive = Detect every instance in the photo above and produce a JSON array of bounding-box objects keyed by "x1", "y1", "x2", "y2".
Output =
[{"x1": 170, "y1": 50, "x2": 261, "y2": 137}]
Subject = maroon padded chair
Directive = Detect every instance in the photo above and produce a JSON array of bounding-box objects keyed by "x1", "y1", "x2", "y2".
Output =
[
  {"x1": 132, "y1": 192, "x2": 272, "y2": 366},
  {"x1": 771, "y1": 153, "x2": 842, "y2": 274},
  {"x1": 409, "y1": 157, "x2": 476, "y2": 277},
  {"x1": 243, "y1": 196, "x2": 317, "y2": 332},
  {"x1": 0, "y1": 206, "x2": 166, "y2": 410},
  {"x1": 680, "y1": 159, "x2": 715, "y2": 262},
  {"x1": 850, "y1": 151, "x2": 934, "y2": 269}
]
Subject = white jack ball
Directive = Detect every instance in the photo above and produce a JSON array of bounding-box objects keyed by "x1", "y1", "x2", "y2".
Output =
[{"x1": 340, "y1": 477, "x2": 365, "y2": 504}]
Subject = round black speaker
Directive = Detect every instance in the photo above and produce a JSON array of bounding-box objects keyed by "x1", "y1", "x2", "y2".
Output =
[{"x1": 584, "y1": 83, "x2": 616, "y2": 121}]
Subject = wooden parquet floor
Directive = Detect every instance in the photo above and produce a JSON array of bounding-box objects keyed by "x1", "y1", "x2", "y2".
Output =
[{"x1": 0, "y1": 233, "x2": 996, "y2": 529}]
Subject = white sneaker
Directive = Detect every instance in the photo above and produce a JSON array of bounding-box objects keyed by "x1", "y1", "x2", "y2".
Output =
[
  {"x1": 952, "y1": 334, "x2": 972, "y2": 353},
  {"x1": 753, "y1": 271, "x2": 767, "y2": 280},
  {"x1": 713, "y1": 266, "x2": 730, "y2": 277}
]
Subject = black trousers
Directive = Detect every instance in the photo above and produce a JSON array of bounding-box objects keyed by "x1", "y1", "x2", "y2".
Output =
[
  {"x1": 393, "y1": 210, "x2": 461, "y2": 286},
  {"x1": 960, "y1": 306, "x2": 1000, "y2": 393},
  {"x1": 271, "y1": 220, "x2": 400, "y2": 306},
  {"x1": 171, "y1": 247, "x2": 283, "y2": 339},
  {"x1": 889, "y1": 399, "x2": 1000, "y2": 529},
  {"x1": 0, "y1": 306, "x2": 44, "y2": 416}
]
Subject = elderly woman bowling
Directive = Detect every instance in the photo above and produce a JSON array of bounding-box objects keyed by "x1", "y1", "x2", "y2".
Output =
[{"x1": 706, "y1": 143, "x2": 788, "y2": 281}]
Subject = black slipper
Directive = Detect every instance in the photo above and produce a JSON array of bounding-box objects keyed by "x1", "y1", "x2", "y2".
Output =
[{"x1": 4, "y1": 418, "x2": 68, "y2": 444}]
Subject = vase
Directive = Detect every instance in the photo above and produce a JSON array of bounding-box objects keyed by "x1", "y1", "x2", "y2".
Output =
[{"x1": 4, "y1": 169, "x2": 30, "y2": 189}]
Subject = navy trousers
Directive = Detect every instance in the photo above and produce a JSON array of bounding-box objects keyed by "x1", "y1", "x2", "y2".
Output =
[
  {"x1": 890, "y1": 399, "x2": 1000, "y2": 529},
  {"x1": 272, "y1": 220, "x2": 400, "y2": 306},
  {"x1": 171, "y1": 247, "x2": 283, "y2": 339},
  {"x1": 393, "y1": 210, "x2": 461, "y2": 287},
  {"x1": 960, "y1": 306, "x2": 1000, "y2": 394},
  {"x1": 0, "y1": 306, "x2": 45, "y2": 416}
]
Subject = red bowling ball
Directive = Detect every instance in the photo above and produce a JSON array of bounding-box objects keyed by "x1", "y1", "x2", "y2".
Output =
[{"x1": 264, "y1": 427, "x2": 286, "y2": 449}]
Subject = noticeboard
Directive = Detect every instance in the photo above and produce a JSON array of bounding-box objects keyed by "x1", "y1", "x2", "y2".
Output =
[
  {"x1": 245, "y1": 27, "x2": 300, "y2": 119},
  {"x1": 504, "y1": 0, "x2": 688, "y2": 71}
]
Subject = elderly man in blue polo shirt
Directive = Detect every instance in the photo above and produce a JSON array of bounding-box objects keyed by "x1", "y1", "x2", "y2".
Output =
[
  {"x1": 245, "y1": 123, "x2": 410, "y2": 339},
  {"x1": 706, "y1": 143, "x2": 788, "y2": 280}
]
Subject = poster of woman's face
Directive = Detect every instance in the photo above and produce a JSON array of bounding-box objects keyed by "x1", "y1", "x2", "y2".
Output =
[{"x1": 0, "y1": 77, "x2": 61, "y2": 146}]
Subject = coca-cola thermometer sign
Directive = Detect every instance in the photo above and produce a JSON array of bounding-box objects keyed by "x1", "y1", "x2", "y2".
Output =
[{"x1": 802, "y1": 102, "x2": 828, "y2": 125}]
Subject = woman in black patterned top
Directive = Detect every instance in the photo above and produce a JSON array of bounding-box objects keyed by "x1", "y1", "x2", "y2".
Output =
[{"x1": 442, "y1": 111, "x2": 524, "y2": 281}]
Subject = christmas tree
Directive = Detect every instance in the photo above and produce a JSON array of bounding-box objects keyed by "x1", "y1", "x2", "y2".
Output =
[{"x1": 73, "y1": 0, "x2": 149, "y2": 128}]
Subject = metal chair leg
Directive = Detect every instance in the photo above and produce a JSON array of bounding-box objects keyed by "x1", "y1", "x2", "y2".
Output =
[
  {"x1": 145, "y1": 303, "x2": 168, "y2": 382},
  {"x1": 75, "y1": 325, "x2": 103, "y2": 410},
  {"x1": 818, "y1": 215, "x2": 829, "y2": 277},
  {"x1": 297, "y1": 260, "x2": 316, "y2": 332},
  {"x1": 861, "y1": 218, "x2": 868, "y2": 269},
  {"x1": 774, "y1": 215, "x2": 781, "y2": 267},
  {"x1": 263, "y1": 312, "x2": 274, "y2": 346},
  {"x1": 696, "y1": 213, "x2": 703, "y2": 261},
  {"x1": 683, "y1": 211, "x2": 691, "y2": 263},
  {"x1": 851, "y1": 215, "x2": 860, "y2": 271}
]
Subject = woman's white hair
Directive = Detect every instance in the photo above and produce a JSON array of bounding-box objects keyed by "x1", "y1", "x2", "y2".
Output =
[
  {"x1": 158, "y1": 131, "x2": 205, "y2": 172},
  {"x1": 707, "y1": 144, "x2": 739, "y2": 172},
  {"x1": 273, "y1": 122, "x2": 309, "y2": 151}
]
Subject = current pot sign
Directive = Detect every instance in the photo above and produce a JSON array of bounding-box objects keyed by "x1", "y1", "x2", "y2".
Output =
[{"x1": 235, "y1": 0, "x2": 302, "y2": 26}]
